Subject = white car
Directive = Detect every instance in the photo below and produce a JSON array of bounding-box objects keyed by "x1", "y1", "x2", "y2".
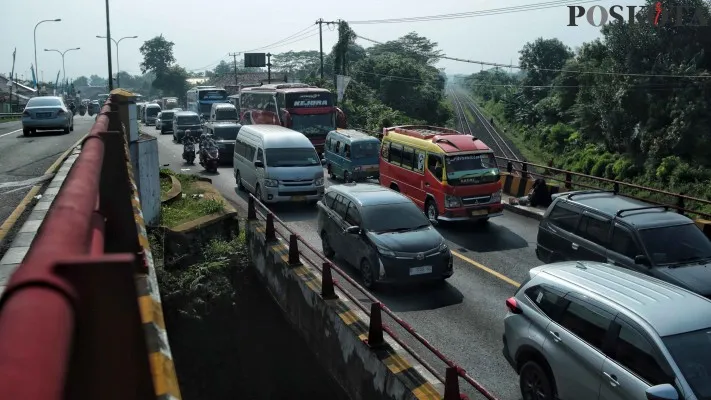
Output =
[{"x1": 22, "y1": 96, "x2": 74, "y2": 136}]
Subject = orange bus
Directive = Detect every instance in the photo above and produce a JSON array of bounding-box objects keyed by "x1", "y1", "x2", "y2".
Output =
[{"x1": 378, "y1": 125, "x2": 503, "y2": 223}]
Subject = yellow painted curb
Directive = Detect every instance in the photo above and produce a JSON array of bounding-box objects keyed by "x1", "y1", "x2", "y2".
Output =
[{"x1": 0, "y1": 133, "x2": 87, "y2": 243}]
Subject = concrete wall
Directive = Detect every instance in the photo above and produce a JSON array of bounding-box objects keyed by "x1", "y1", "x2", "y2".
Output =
[
  {"x1": 245, "y1": 220, "x2": 444, "y2": 400},
  {"x1": 136, "y1": 135, "x2": 160, "y2": 226}
]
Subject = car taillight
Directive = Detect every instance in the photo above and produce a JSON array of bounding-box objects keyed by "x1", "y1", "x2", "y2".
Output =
[
  {"x1": 505, "y1": 297, "x2": 522, "y2": 314},
  {"x1": 23, "y1": 111, "x2": 30, "y2": 116}
]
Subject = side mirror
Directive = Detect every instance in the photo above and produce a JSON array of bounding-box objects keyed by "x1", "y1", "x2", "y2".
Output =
[
  {"x1": 321, "y1": 158, "x2": 327, "y2": 165},
  {"x1": 645, "y1": 384, "x2": 679, "y2": 400},
  {"x1": 429, "y1": 218, "x2": 439, "y2": 226},
  {"x1": 344, "y1": 226, "x2": 361, "y2": 235},
  {"x1": 635, "y1": 255, "x2": 651, "y2": 266},
  {"x1": 254, "y1": 160, "x2": 264, "y2": 168}
]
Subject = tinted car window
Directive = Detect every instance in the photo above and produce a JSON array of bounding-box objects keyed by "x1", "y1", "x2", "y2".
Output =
[
  {"x1": 361, "y1": 201, "x2": 430, "y2": 233},
  {"x1": 576, "y1": 214, "x2": 610, "y2": 246},
  {"x1": 547, "y1": 203, "x2": 580, "y2": 232},
  {"x1": 177, "y1": 115, "x2": 200, "y2": 124},
  {"x1": 611, "y1": 321, "x2": 669, "y2": 385},
  {"x1": 639, "y1": 223, "x2": 711, "y2": 265},
  {"x1": 323, "y1": 191, "x2": 337, "y2": 208},
  {"x1": 558, "y1": 297, "x2": 612, "y2": 351},
  {"x1": 27, "y1": 97, "x2": 62, "y2": 107},
  {"x1": 610, "y1": 226, "x2": 640, "y2": 259},
  {"x1": 345, "y1": 204, "x2": 362, "y2": 226},
  {"x1": 265, "y1": 148, "x2": 320, "y2": 167},
  {"x1": 524, "y1": 285, "x2": 568, "y2": 322},
  {"x1": 213, "y1": 126, "x2": 239, "y2": 140},
  {"x1": 332, "y1": 195, "x2": 349, "y2": 218},
  {"x1": 663, "y1": 327, "x2": 711, "y2": 399}
]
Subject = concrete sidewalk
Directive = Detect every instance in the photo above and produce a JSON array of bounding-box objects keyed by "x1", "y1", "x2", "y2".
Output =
[
  {"x1": 502, "y1": 194, "x2": 545, "y2": 221},
  {"x1": 0, "y1": 145, "x2": 82, "y2": 294}
]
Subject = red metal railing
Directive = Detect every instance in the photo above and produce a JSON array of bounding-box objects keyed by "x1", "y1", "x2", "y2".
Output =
[
  {"x1": 247, "y1": 195, "x2": 500, "y2": 400},
  {"x1": 0, "y1": 96, "x2": 156, "y2": 399}
]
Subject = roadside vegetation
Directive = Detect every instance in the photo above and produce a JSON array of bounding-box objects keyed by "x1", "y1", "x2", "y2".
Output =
[
  {"x1": 159, "y1": 169, "x2": 225, "y2": 228},
  {"x1": 459, "y1": 0, "x2": 711, "y2": 215}
]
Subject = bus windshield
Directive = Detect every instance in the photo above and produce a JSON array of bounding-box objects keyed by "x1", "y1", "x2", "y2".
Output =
[
  {"x1": 291, "y1": 114, "x2": 334, "y2": 137},
  {"x1": 445, "y1": 153, "x2": 499, "y2": 185},
  {"x1": 352, "y1": 141, "x2": 380, "y2": 159}
]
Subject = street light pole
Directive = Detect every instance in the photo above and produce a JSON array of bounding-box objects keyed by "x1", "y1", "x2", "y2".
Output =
[
  {"x1": 104, "y1": 0, "x2": 113, "y2": 91},
  {"x1": 96, "y1": 35, "x2": 137, "y2": 88},
  {"x1": 33, "y1": 18, "x2": 61, "y2": 91},
  {"x1": 45, "y1": 48, "x2": 80, "y2": 93}
]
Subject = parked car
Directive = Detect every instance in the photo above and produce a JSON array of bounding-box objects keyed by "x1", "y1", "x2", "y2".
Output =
[
  {"x1": 503, "y1": 260, "x2": 711, "y2": 400},
  {"x1": 317, "y1": 183, "x2": 453, "y2": 288},
  {"x1": 21, "y1": 96, "x2": 74, "y2": 136},
  {"x1": 536, "y1": 190, "x2": 711, "y2": 297}
]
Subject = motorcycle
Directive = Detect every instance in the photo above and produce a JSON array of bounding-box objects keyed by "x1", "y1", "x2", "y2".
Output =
[
  {"x1": 199, "y1": 143, "x2": 219, "y2": 172},
  {"x1": 79, "y1": 105, "x2": 86, "y2": 116},
  {"x1": 183, "y1": 140, "x2": 196, "y2": 164}
]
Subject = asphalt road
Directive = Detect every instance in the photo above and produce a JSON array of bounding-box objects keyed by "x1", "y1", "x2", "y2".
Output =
[
  {"x1": 143, "y1": 124, "x2": 543, "y2": 400},
  {"x1": 0, "y1": 116, "x2": 95, "y2": 243}
]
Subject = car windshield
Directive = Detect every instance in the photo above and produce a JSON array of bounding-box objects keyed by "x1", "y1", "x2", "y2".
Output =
[
  {"x1": 27, "y1": 98, "x2": 61, "y2": 107},
  {"x1": 361, "y1": 202, "x2": 431, "y2": 233},
  {"x1": 352, "y1": 141, "x2": 380, "y2": 159},
  {"x1": 147, "y1": 107, "x2": 160, "y2": 117},
  {"x1": 638, "y1": 224, "x2": 711, "y2": 265},
  {"x1": 265, "y1": 148, "x2": 320, "y2": 167},
  {"x1": 162, "y1": 112, "x2": 174, "y2": 120},
  {"x1": 215, "y1": 109, "x2": 238, "y2": 120},
  {"x1": 177, "y1": 115, "x2": 200, "y2": 124},
  {"x1": 444, "y1": 153, "x2": 500, "y2": 185},
  {"x1": 291, "y1": 114, "x2": 334, "y2": 137},
  {"x1": 213, "y1": 126, "x2": 239, "y2": 140},
  {"x1": 663, "y1": 328, "x2": 711, "y2": 400}
]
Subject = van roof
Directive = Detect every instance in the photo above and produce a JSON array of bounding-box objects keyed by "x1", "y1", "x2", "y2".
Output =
[
  {"x1": 213, "y1": 103, "x2": 235, "y2": 108},
  {"x1": 329, "y1": 129, "x2": 379, "y2": 142},
  {"x1": 241, "y1": 125, "x2": 313, "y2": 148},
  {"x1": 533, "y1": 261, "x2": 711, "y2": 336},
  {"x1": 145, "y1": 103, "x2": 161, "y2": 108},
  {"x1": 175, "y1": 111, "x2": 198, "y2": 116},
  {"x1": 556, "y1": 190, "x2": 692, "y2": 229}
]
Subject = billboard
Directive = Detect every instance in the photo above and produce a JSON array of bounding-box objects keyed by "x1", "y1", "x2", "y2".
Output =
[{"x1": 244, "y1": 53, "x2": 266, "y2": 68}]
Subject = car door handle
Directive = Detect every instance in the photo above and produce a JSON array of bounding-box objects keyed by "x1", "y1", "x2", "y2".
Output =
[
  {"x1": 548, "y1": 331, "x2": 561, "y2": 342},
  {"x1": 603, "y1": 372, "x2": 619, "y2": 387},
  {"x1": 571, "y1": 243, "x2": 579, "y2": 250}
]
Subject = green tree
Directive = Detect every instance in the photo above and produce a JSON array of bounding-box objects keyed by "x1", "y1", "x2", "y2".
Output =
[
  {"x1": 89, "y1": 74, "x2": 107, "y2": 86},
  {"x1": 73, "y1": 76, "x2": 89, "y2": 86},
  {"x1": 332, "y1": 21, "x2": 357, "y2": 76},
  {"x1": 139, "y1": 35, "x2": 176, "y2": 75},
  {"x1": 154, "y1": 65, "x2": 189, "y2": 101},
  {"x1": 368, "y1": 32, "x2": 443, "y2": 65}
]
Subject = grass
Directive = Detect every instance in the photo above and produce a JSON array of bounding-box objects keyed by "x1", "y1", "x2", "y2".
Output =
[
  {"x1": 160, "y1": 175, "x2": 173, "y2": 196},
  {"x1": 159, "y1": 169, "x2": 225, "y2": 228}
]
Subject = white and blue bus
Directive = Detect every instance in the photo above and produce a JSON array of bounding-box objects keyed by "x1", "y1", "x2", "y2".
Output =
[{"x1": 186, "y1": 86, "x2": 229, "y2": 118}]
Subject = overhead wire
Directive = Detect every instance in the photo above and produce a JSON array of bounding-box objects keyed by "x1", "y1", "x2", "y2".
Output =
[{"x1": 240, "y1": 24, "x2": 318, "y2": 53}]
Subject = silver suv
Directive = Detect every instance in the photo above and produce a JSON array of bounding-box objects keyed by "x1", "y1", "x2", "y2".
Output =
[{"x1": 502, "y1": 261, "x2": 711, "y2": 400}]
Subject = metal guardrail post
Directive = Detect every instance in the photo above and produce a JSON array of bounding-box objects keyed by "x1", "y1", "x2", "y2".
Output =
[
  {"x1": 677, "y1": 193, "x2": 685, "y2": 215},
  {"x1": 247, "y1": 196, "x2": 257, "y2": 220},
  {"x1": 506, "y1": 162, "x2": 512, "y2": 174},
  {"x1": 565, "y1": 172, "x2": 572, "y2": 189},
  {"x1": 444, "y1": 367, "x2": 468, "y2": 400},
  {"x1": 288, "y1": 234, "x2": 301, "y2": 266},
  {"x1": 366, "y1": 302, "x2": 385, "y2": 348},
  {"x1": 265, "y1": 212, "x2": 277, "y2": 242},
  {"x1": 613, "y1": 182, "x2": 620, "y2": 195},
  {"x1": 321, "y1": 262, "x2": 337, "y2": 300},
  {"x1": 521, "y1": 162, "x2": 528, "y2": 181}
]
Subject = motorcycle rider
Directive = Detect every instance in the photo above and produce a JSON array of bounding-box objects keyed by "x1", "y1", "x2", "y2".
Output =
[
  {"x1": 183, "y1": 129, "x2": 195, "y2": 155},
  {"x1": 199, "y1": 132, "x2": 217, "y2": 162}
]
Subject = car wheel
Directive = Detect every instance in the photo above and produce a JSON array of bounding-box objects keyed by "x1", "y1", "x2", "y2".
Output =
[
  {"x1": 155, "y1": 124, "x2": 159, "y2": 130},
  {"x1": 519, "y1": 361, "x2": 555, "y2": 400},
  {"x1": 360, "y1": 258, "x2": 376, "y2": 289},
  {"x1": 426, "y1": 198, "x2": 439, "y2": 221},
  {"x1": 321, "y1": 231, "x2": 335, "y2": 259},
  {"x1": 63, "y1": 126, "x2": 70, "y2": 134},
  {"x1": 235, "y1": 171, "x2": 244, "y2": 190},
  {"x1": 22, "y1": 129, "x2": 30, "y2": 136},
  {"x1": 70, "y1": 121, "x2": 74, "y2": 132}
]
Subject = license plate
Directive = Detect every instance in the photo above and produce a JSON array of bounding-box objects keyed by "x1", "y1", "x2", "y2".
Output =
[
  {"x1": 37, "y1": 112, "x2": 52, "y2": 118},
  {"x1": 291, "y1": 196, "x2": 307, "y2": 201},
  {"x1": 471, "y1": 209, "x2": 488, "y2": 216},
  {"x1": 410, "y1": 266, "x2": 432, "y2": 276}
]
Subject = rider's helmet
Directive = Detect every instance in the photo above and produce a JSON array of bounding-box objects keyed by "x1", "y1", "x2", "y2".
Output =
[{"x1": 184, "y1": 129, "x2": 191, "y2": 141}]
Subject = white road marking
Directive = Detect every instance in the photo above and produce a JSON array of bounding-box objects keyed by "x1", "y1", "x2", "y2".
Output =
[{"x1": 0, "y1": 129, "x2": 22, "y2": 138}]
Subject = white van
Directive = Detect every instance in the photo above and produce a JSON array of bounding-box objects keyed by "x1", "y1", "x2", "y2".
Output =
[
  {"x1": 233, "y1": 125, "x2": 326, "y2": 204},
  {"x1": 209, "y1": 102, "x2": 239, "y2": 123},
  {"x1": 143, "y1": 103, "x2": 162, "y2": 125}
]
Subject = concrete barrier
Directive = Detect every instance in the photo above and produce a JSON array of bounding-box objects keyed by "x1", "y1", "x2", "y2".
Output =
[{"x1": 245, "y1": 219, "x2": 443, "y2": 400}]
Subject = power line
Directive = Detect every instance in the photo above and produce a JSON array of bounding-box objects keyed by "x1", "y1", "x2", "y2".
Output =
[
  {"x1": 355, "y1": 35, "x2": 711, "y2": 80},
  {"x1": 240, "y1": 24, "x2": 318, "y2": 53},
  {"x1": 346, "y1": 0, "x2": 600, "y2": 24}
]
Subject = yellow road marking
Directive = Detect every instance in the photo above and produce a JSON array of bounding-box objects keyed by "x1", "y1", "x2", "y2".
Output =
[{"x1": 451, "y1": 250, "x2": 521, "y2": 287}]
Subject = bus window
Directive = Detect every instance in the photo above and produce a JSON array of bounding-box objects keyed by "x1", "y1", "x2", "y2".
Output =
[
  {"x1": 390, "y1": 144, "x2": 403, "y2": 165},
  {"x1": 344, "y1": 144, "x2": 351, "y2": 158},
  {"x1": 335, "y1": 141, "x2": 342, "y2": 154},
  {"x1": 401, "y1": 147, "x2": 414, "y2": 170},
  {"x1": 381, "y1": 141, "x2": 390, "y2": 158},
  {"x1": 427, "y1": 154, "x2": 444, "y2": 181},
  {"x1": 414, "y1": 149, "x2": 425, "y2": 173}
]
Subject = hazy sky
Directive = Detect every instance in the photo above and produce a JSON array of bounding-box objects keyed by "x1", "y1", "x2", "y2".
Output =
[{"x1": 1, "y1": 0, "x2": 618, "y2": 82}]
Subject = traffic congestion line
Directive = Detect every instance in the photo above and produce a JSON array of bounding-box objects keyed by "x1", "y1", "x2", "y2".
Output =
[{"x1": 450, "y1": 250, "x2": 521, "y2": 288}]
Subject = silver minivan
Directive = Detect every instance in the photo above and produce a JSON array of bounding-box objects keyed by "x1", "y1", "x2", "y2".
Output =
[
  {"x1": 503, "y1": 260, "x2": 711, "y2": 400},
  {"x1": 233, "y1": 124, "x2": 326, "y2": 204}
]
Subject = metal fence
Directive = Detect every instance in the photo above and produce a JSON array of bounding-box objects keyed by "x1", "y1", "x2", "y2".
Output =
[
  {"x1": 0, "y1": 112, "x2": 21, "y2": 120},
  {"x1": 247, "y1": 194, "x2": 500, "y2": 400}
]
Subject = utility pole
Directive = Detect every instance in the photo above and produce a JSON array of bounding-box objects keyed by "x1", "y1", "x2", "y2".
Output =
[
  {"x1": 266, "y1": 53, "x2": 272, "y2": 84},
  {"x1": 104, "y1": 0, "x2": 114, "y2": 91},
  {"x1": 315, "y1": 19, "x2": 339, "y2": 82},
  {"x1": 229, "y1": 52, "x2": 239, "y2": 85}
]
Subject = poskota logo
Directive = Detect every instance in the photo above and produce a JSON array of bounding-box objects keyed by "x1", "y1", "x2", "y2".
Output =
[{"x1": 568, "y1": 2, "x2": 710, "y2": 27}]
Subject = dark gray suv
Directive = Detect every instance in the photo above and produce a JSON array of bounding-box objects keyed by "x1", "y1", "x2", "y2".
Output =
[
  {"x1": 317, "y1": 183, "x2": 453, "y2": 288},
  {"x1": 536, "y1": 190, "x2": 711, "y2": 298}
]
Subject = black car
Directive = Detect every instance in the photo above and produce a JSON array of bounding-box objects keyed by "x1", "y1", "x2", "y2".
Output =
[
  {"x1": 317, "y1": 183, "x2": 453, "y2": 288},
  {"x1": 536, "y1": 190, "x2": 711, "y2": 297},
  {"x1": 204, "y1": 121, "x2": 241, "y2": 163}
]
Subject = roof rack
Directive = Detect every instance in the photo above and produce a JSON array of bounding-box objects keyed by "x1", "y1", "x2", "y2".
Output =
[
  {"x1": 566, "y1": 190, "x2": 617, "y2": 199},
  {"x1": 384, "y1": 125, "x2": 463, "y2": 140},
  {"x1": 615, "y1": 205, "x2": 669, "y2": 217}
]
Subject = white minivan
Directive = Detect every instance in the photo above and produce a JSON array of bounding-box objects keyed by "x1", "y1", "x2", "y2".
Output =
[{"x1": 233, "y1": 124, "x2": 326, "y2": 204}]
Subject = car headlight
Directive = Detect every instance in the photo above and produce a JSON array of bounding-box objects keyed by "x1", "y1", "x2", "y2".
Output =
[
  {"x1": 377, "y1": 246, "x2": 396, "y2": 257},
  {"x1": 263, "y1": 178, "x2": 278, "y2": 187},
  {"x1": 491, "y1": 189, "x2": 502, "y2": 203},
  {"x1": 444, "y1": 194, "x2": 461, "y2": 208},
  {"x1": 315, "y1": 177, "x2": 324, "y2": 186},
  {"x1": 438, "y1": 241, "x2": 448, "y2": 252}
]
